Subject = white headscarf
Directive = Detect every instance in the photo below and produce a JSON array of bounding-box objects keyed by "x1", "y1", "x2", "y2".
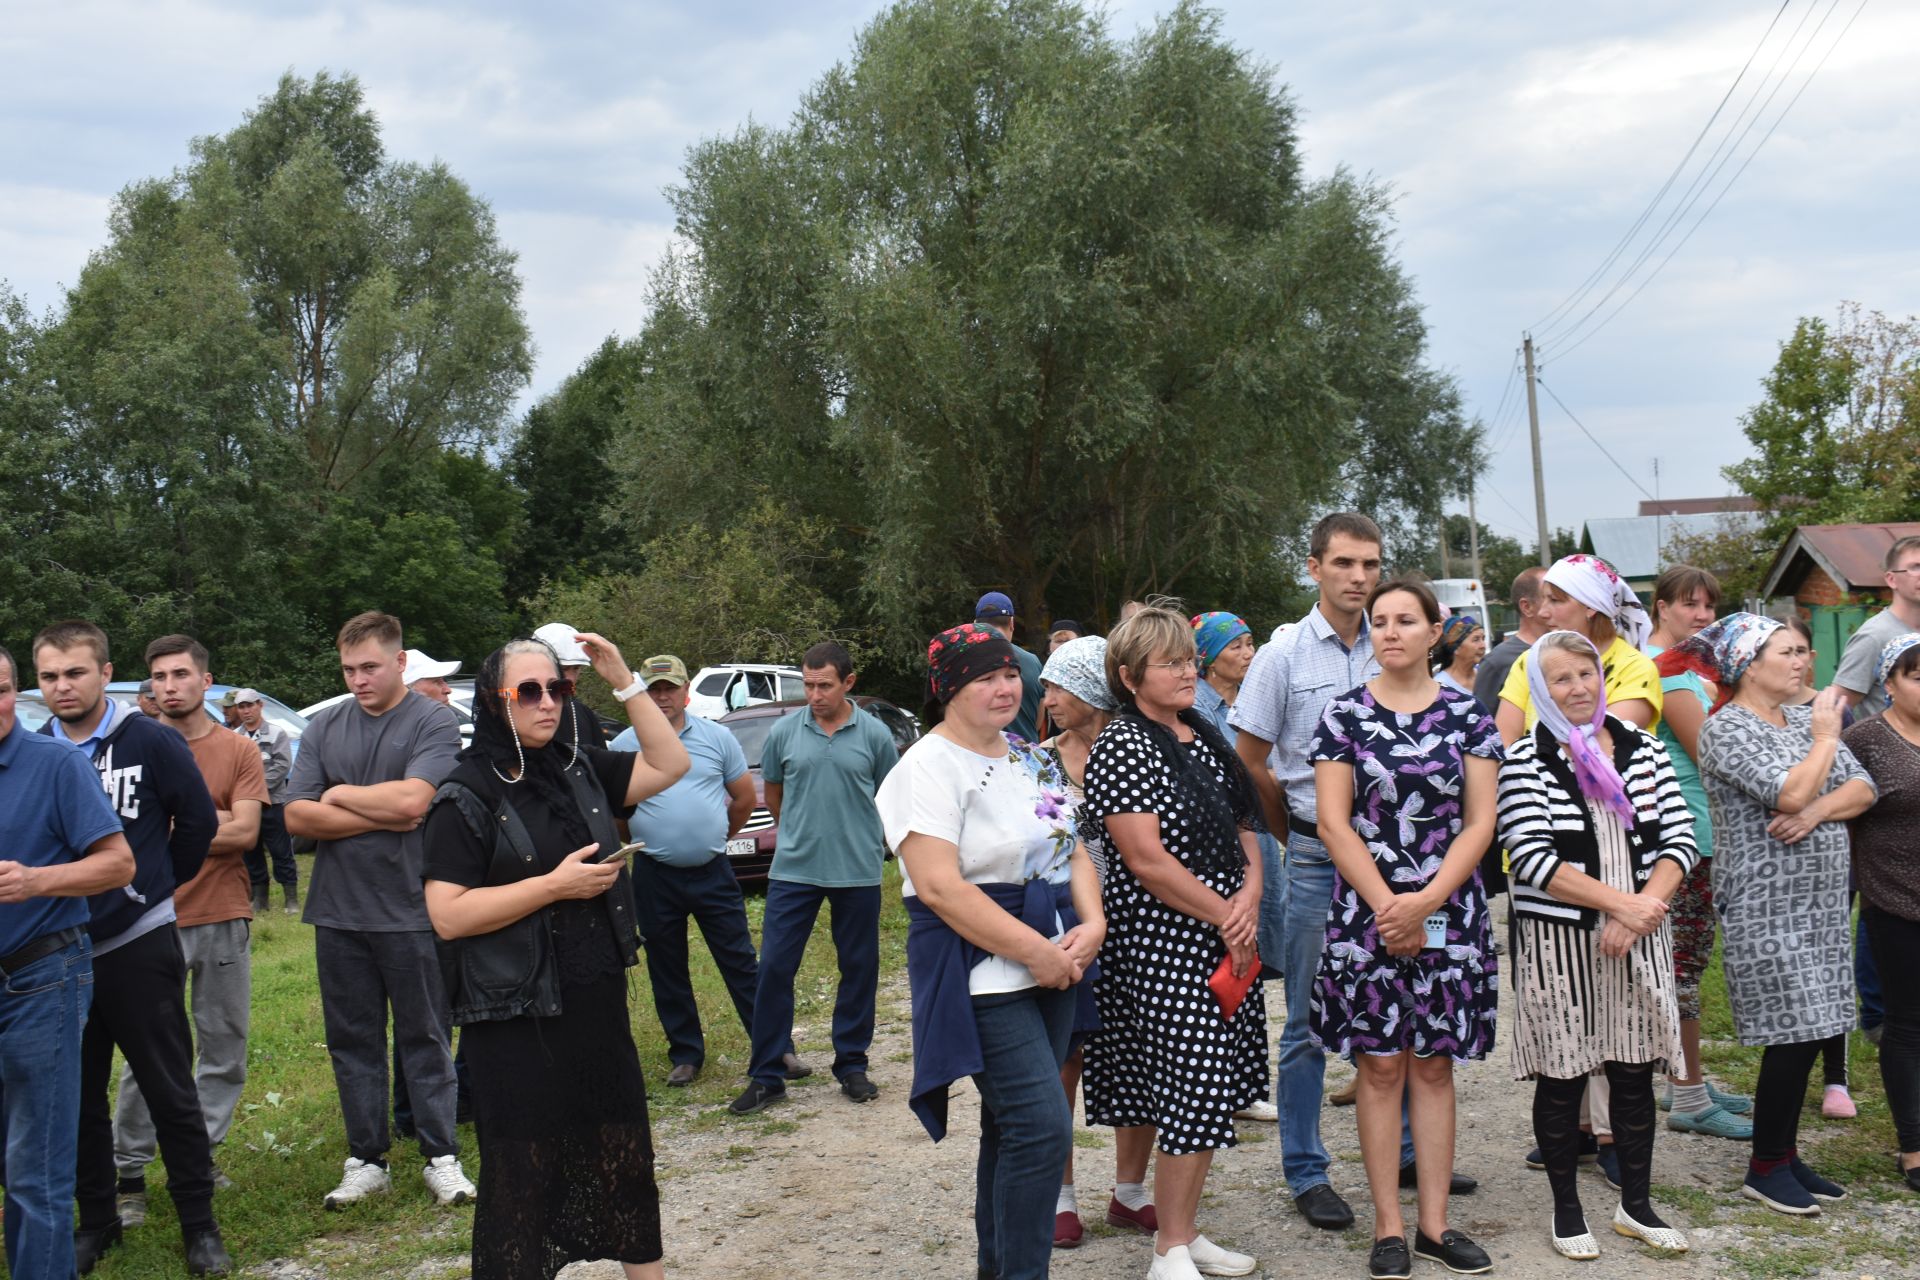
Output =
[
  {"x1": 1545, "y1": 554, "x2": 1652, "y2": 649},
  {"x1": 1039, "y1": 636, "x2": 1116, "y2": 712}
]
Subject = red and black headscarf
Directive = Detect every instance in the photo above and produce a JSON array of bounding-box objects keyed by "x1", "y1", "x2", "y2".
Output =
[{"x1": 927, "y1": 623, "x2": 1017, "y2": 705}]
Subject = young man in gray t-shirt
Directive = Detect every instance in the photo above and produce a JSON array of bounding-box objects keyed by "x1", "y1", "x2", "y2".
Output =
[
  {"x1": 285, "y1": 612, "x2": 469, "y2": 1210},
  {"x1": 1834, "y1": 536, "x2": 1920, "y2": 718}
]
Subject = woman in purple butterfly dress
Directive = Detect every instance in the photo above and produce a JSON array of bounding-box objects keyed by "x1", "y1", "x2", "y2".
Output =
[{"x1": 1308, "y1": 580, "x2": 1501, "y2": 1277}]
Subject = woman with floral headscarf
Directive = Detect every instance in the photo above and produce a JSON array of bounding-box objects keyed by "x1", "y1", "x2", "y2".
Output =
[
  {"x1": 1495, "y1": 554, "x2": 1663, "y2": 747},
  {"x1": 1497, "y1": 630, "x2": 1698, "y2": 1259},
  {"x1": 1433, "y1": 614, "x2": 1489, "y2": 708},
  {"x1": 1657, "y1": 614, "x2": 1877, "y2": 1215},
  {"x1": 878, "y1": 623, "x2": 1106, "y2": 1280}
]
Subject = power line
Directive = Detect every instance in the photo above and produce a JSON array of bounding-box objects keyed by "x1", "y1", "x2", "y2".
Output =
[
  {"x1": 1541, "y1": 0, "x2": 1854, "y2": 358},
  {"x1": 1528, "y1": 0, "x2": 1794, "y2": 340},
  {"x1": 1542, "y1": 0, "x2": 1871, "y2": 365},
  {"x1": 1534, "y1": 375, "x2": 1657, "y2": 503}
]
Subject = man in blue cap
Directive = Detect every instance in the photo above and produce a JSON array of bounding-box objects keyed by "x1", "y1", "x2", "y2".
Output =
[{"x1": 973, "y1": 591, "x2": 1043, "y2": 742}]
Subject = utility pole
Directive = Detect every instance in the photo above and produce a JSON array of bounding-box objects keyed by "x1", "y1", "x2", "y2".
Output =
[
  {"x1": 1438, "y1": 518, "x2": 1452, "y2": 578},
  {"x1": 1523, "y1": 334, "x2": 1550, "y2": 567},
  {"x1": 1467, "y1": 477, "x2": 1484, "y2": 582}
]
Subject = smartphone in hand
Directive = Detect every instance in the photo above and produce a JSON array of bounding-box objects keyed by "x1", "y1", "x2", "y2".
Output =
[{"x1": 591, "y1": 841, "x2": 645, "y2": 865}]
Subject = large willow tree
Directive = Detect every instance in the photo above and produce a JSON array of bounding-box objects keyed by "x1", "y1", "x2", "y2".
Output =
[{"x1": 610, "y1": 0, "x2": 1470, "y2": 650}]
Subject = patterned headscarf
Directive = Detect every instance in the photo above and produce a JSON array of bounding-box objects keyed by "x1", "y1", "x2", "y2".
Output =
[
  {"x1": 1878, "y1": 631, "x2": 1920, "y2": 688},
  {"x1": 1654, "y1": 612, "x2": 1783, "y2": 710},
  {"x1": 927, "y1": 623, "x2": 1017, "y2": 705},
  {"x1": 1190, "y1": 611, "x2": 1251, "y2": 673},
  {"x1": 1040, "y1": 636, "x2": 1116, "y2": 711},
  {"x1": 1546, "y1": 553, "x2": 1652, "y2": 649},
  {"x1": 1527, "y1": 631, "x2": 1636, "y2": 822}
]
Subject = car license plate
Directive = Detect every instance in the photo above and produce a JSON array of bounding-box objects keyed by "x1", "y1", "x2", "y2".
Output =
[{"x1": 726, "y1": 838, "x2": 757, "y2": 858}]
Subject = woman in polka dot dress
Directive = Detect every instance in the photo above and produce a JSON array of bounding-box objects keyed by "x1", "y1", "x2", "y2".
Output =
[{"x1": 1083, "y1": 602, "x2": 1266, "y2": 1280}]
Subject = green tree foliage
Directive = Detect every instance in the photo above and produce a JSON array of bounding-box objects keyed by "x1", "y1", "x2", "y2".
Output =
[
  {"x1": 524, "y1": 500, "x2": 844, "y2": 712},
  {"x1": 1726, "y1": 303, "x2": 1920, "y2": 541},
  {"x1": 607, "y1": 0, "x2": 1472, "y2": 654}
]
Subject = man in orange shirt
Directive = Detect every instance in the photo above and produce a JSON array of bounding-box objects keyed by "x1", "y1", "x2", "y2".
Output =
[{"x1": 113, "y1": 636, "x2": 269, "y2": 1229}]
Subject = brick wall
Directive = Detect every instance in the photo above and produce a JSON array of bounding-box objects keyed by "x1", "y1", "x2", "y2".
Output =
[{"x1": 1796, "y1": 565, "x2": 1845, "y2": 607}]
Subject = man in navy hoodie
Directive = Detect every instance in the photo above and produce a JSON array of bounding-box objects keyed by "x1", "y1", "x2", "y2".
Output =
[{"x1": 32, "y1": 621, "x2": 231, "y2": 1276}]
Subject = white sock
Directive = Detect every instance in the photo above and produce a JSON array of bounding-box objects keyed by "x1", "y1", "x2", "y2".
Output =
[
  {"x1": 1114, "y1": 1180, "x2": 1151, "y2": 1211},
  {"x1": 1056, "y1": 1182, "x2": 1077, "y2": 1215},
  {"x1": 1672, "y1": 1082, "x2": 1710, "y2": 1114},
  {"x1": 1826, "y1": 1083, "x2": 1852, "y2": 1098}
]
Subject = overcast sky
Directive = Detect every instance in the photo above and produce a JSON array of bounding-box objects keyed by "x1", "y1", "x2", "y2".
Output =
[{"x1": 5, "y1": 0, "x2": 1912, "y2": 551}]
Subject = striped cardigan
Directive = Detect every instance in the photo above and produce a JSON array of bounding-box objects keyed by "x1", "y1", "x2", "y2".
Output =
[{"x1": 1496, "y1": 717, "x2": 1698, "y2": 927}]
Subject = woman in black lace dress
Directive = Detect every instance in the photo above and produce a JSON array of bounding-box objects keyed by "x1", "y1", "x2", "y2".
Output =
[{"x1": 423, "y1": 633, "x2": 688, "y2": 1280}]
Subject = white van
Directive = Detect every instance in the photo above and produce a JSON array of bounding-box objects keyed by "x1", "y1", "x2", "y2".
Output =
[{"x1": 1430, "y1": 579, "x2": 1493, "y2": 637}]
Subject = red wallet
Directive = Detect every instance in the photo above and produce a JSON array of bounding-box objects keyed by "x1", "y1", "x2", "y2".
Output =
[{"x1": 1208, "y1": 949, "x2": 1260, "y2": 1020}]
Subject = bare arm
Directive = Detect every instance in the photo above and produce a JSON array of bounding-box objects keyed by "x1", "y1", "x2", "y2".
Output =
[
  {"x1": 318, "y1": 779, "x2": 437, "y2": 826},
  {"x1": 0, "y1": 832, "x2": 136, "y2": 902},
  {"x1": 1496, "y1": 698, "x2": 1526, "y2": 746},
  {"x1": 1612, "y1": 697, "x2": 1656, "y2": 730},
  {"x1": 764, "y1": 782, "x2": 783, "y2": 824},
  {"x1": 1662, "y1": 687, "x2": 1706, "y2": 761},
  {"x1": 1106, "y1": 812, "x2": 1236, "y2": 932},
  {"x1": 896, "y1": 831, "x2": 1079, "y2": 988},
  {"x1": 208, "y1": 798, "x2": 263, "y2": 855},
  {"x1": 424, "y1": 842, "x2": 623, "y2": 941},
  {"x1": 575, "y1": 632, "x2": 691, "y2": 805},
  {"x1": 1232, "y1": 729, "x2": 1287, "y2": 832},
  {"x1": 723, "y1": 774, "x2": 756, "y2": 838}
]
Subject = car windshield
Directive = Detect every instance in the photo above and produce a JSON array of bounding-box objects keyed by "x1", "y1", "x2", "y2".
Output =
[{"x1": 722, "y1": 711, "x2": 791, "y2": 769}]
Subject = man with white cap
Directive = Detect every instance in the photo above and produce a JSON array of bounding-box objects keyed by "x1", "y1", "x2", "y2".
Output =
[
  {"x1": 532, "y1": 622, "x2": 610, "y2": 749},
  {"x1": 234, "y1": 689, "x2": 299, "y2": 914},
  {"x1": 401, "y1": 650, "x2": 460, "y2": 704}
]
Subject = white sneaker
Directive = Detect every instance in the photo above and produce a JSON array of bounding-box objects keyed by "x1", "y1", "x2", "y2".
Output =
[
  {"x1": 1146, "y1": 1243, "x2": 1205, "y2": 1280},
  {"x1": 1232, "y1": 1099, "x2": 1278, "y2": 1122},
  {"x1": 323, "y1": 1157, "x2": 392, "y2": 1209},
  {"x1": 1188, "y1": 1233, "x2": 1257, "y2": 1276},
  {"x1": 423, "y1": 1154, "x2": 476, "y2": 1206}
]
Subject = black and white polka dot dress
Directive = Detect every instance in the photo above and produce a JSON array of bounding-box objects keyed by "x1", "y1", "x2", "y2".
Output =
[{"x1": 1081, "y1": 717, "x2": 1269, "y2": 1155}]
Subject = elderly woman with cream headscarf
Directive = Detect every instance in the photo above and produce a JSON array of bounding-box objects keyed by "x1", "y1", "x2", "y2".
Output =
[
  {"x1": 1496, "y1": 630, "x2": 1698, "y2": 1260},
  {"x1": 1495, "y1": 554, "x2": 1663, "y2": 746},
  {"x1": 1657, "y1": 615, "x2": 1877, "y2": 1217}
]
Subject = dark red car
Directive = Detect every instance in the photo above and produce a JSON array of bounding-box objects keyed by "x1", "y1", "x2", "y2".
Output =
[{"x1": 716, "y1": 697, "x2": 922, "y2": 886}]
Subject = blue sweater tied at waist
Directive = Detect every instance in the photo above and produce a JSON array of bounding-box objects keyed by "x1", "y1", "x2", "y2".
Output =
[{"x1": 905, "y1": 877, "x2": 1098, "y2": 1141}]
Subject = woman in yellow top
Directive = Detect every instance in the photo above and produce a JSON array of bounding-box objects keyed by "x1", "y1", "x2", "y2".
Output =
[{"x1": 1497, "y1": 555, "x2": 1663, "y2": 747}]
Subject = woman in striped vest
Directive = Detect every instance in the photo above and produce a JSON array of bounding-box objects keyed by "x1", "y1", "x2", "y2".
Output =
[{"x1": 1496, "y1": 631, "x2": 1697, "y2": 1261}]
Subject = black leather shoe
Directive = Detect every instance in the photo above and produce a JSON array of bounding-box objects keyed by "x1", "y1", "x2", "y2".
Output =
[
  {"x1": 1398, "y1": 1163, "x2": 1478, "y2": 1195},
  {"x1": 1900, "y1": 1156, "x2": 1920, "y2": 1193},
  {"x1": 185, "y1": 1228, "x2": 234, "y2": 1276},
  {"x1": 728, "y1": 1081, "x2": 786, "y2": 1115},
  {"x1": 74, "y1": 1220, "x2": 124, "y2": 1275},
  {"x1": 1293, "y1": 1183, "x2": 1354, "y2": 1229},
  {"x1": 666, "y1": 1062, "x2": 700, "y2": 1087},
  {"x1": 1413, "y1": 1227, "x2": 1491, "y2": 1275},
  {"x1": 840, "y1": 1070, "x2": 878, "y2": 1103},
  {"x1": 781, "y1": 1052, "x2": 813, "y2": 1080},
  {"x1": 1368, "y1": 1235, "x2": 1412, "y2": 1280}
]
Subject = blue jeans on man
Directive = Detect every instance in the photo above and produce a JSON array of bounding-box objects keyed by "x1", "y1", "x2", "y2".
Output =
[
  {"x1": 747, "y1": 880, "x2": 881, "y2": 1087},
  {"x1": 971, "y1": 986, "x2": 1075, "y2": 1280},
  {"x1": 0, "y1": 935, "x2": 92, "y2": 1280}
]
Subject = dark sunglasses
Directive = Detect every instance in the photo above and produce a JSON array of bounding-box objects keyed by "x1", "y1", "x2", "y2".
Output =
[{"x1": 498, "y1": 678, "x2": 576, "y2": 705}]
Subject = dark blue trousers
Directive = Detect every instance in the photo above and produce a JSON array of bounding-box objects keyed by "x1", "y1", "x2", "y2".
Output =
[
  {"x1": 748, "y1": 880, "x2": 881, "y2": 1087},
  {"x1": 630, "y1": 854, "x2": 764, "y2": 1067}
]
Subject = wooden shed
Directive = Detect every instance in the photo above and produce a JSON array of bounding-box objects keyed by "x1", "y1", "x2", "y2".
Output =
[{"x1": 1759, "y1": 521, "x2": 1920, "y2": 684}]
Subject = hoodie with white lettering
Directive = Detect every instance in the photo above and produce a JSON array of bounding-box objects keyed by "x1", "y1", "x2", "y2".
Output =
[{"x1": 42, "y1": 709, "x2": 217, "y2": 949}]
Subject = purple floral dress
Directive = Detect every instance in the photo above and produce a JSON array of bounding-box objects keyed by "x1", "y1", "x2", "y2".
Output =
[{"x1": 1307, "y1": 685, "x2": 1501, "y2": 1061}]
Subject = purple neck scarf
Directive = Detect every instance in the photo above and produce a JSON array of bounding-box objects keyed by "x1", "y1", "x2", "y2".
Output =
[{"x1": 1526, "y1": 631, "x2": 1635, "y2": 823}]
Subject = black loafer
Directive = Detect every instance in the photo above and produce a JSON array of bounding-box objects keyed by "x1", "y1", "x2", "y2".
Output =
[
  {"x1": 74, "y1": 1220, "x2": 124, "y2": 1275},
  {"x1": 781, "y1": 1052, "x2": 813, "y2": 1080},
  {"x1": 184, "y1": 1228, "x2": 234, "y2": 1276},
  {"x1": 1413, "y1": 1227, "x2": 1491, "y2": 1275},
  {"x1": 840, "y1": 1070, "x2": 878, "y2": 1103},
  {"x1": 1293, "y1": 1183, "x2": 1355, "y2": 1229},
  {"x1": 1368, "y1": 1235, "x2": 1412, "y2": 1280},
  {"x1": 666, "y1": 1062, "x2": 700, "y2": 1087},
  {"x1": 1398, "y1": 1163, "x2": 1478, "y2": 1195},
  {"x1": 1900, "y1": 1157, "x2": 1920, "y2": 1193},
  {"x1": 728, "y1": 1081, "x2": 786, "y2": 1115}
]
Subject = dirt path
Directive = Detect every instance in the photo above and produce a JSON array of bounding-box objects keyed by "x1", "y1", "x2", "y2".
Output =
[{"x1": 559, "y1": 966, "x2": 1915, "y2": 1280}]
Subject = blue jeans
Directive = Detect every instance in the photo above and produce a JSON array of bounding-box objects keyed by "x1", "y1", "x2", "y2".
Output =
[
  {"x1": 0, "y1": 935, "x2": 92, "y2": 1279},
  {"x1": 972, "y1": 986, "x2": 1075, "y2": 1280},
  {"x1": 1279, "y1": 833, "x2": 1334, "y2": 1195},
  {"x1": 748, "y1": 880, "x2": 881, "y2": 1087},
  {"x1": 1256, "y1": 831, "x2": 1286, "y2": 980}
]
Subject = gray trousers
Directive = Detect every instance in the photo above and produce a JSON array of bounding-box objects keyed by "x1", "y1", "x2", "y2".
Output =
[
  {"x1": 314, "y1": 926, "x2": 458, "y2": 1161},
  {"x1": 113, "y1": 918, "x2": 250, "y2": 1178}
]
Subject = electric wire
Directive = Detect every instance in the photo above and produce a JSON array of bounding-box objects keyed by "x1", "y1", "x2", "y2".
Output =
[{"x1": 1534, "y1": 375, "x2": 1657, "y2": 503}]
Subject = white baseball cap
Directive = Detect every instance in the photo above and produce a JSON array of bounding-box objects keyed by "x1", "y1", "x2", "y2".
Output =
[
  {"x1": 403, "y1": 649, "x2": 461, "y2": 684},
  {"x1": 531, "y1": 622, "x2": 590, "y2": 666}
]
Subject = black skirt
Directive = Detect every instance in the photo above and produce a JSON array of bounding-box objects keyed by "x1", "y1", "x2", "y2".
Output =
[{"x1": 464, "y1": 973, "x2": 660, "y2": 1278}]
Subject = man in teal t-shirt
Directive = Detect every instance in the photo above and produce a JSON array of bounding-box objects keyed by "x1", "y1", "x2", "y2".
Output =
[{"x1": 730, "y1": 642, "x2": 898, "y2": 1115}]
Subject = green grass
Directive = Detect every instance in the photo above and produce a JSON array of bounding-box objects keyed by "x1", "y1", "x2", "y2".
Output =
[{"x1": 86, "y1": 855, "x2": 910, "y2": 1278}]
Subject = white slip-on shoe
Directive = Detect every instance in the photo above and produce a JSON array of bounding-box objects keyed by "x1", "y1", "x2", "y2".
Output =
[
  {"x1": 323, "y1": 1157, "x2": 392, "y2": 1209},
  {"x1": 1550, "y1": 1218, "x2": 1600, "y2": 1261},
  {"x1": 1613, "y1": 1204, "x2": 1688, "y2": 1252},
  {"x1": 423, "y1": 1154, "x2": 477, "y2": 1206},
  {"x1": 1188, "y1": 1233, "x2": 1257, "y2": 1276},
  {"x1": 1232, "y1": 1100, "x2": 1278, "y2": 1122},
  {"x1": 1146, "y1": 1243, "x2": 1205, "y2": 1280}
]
